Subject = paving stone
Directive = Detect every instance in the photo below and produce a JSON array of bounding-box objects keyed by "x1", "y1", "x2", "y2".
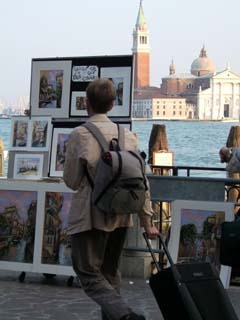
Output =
[{"x1": 0, "y1": 270, "x2": 239, "y2": 319}]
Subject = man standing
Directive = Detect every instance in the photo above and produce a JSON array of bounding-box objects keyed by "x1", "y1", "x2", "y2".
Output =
[{"x1": 63, "y1": 78, "x2": 158, "y2": 320}]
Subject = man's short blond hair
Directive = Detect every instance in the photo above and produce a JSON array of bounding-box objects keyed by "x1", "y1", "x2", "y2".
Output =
[{"x1": 86, "y1": 78, "x2": 116, "y2": 113}]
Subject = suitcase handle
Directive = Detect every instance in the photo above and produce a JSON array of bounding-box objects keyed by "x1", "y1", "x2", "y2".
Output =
[
  {"x1": 143, "y1": 232, "x2": 196, "y2": 287},
  {"x1": 143, "y1": 232, "x2": 162, "y2": 273},
  {"x1": 143, "y1": 232, "x2": 175, "y2": 268}
]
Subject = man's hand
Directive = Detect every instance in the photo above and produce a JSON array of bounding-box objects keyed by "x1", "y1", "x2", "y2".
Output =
[{"x1": 144, "y1": 226, "x2": 159, "y2": 239}]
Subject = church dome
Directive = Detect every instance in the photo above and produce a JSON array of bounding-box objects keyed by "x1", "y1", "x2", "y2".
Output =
[{"x1": 191, "y1": 46, "x2": 216, "y2": 76}]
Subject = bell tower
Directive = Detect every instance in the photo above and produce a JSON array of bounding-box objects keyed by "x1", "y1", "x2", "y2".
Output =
[{"x1": 132, "y1": 0, "x2": 150, "y2": 89}]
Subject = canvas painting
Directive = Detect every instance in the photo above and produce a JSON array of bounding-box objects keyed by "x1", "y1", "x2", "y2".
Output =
[
  {"x1": 30, "y1": 60, "x2": 71, "y2": 118},
  {"x1": 41, "y1": 191, "x2": 72, "y2": 266},
  {"x1": 110, "y1": 77, "x2": 124, "y2": 106},
  {"x1": 100, "y1": 67, "x2": 131, "y2": 117},
  {"x1": 38, "y1": 70, "x2": 63, "y2": 109},
  {"x1": 70, "y1": 91, "x2": 87, "y2": 116},
  {"x1": 168, "y1": 200, "x2": 235, "y2": 288},
  {"x1": 13, "y1": 154, "x2": 44, "y2": 180},
  {"x1": 50, "y1": 128, "x2": 73, "y2": 177},
  {"x1": 10, "y1": 117, "x2": 29, "y2": 149},
  {"x1": 0, "y1": 189, "x2": 37, "y2": 263},
  {"x1": 30, "y1": 117, "x2": 52, "y2": 150}
]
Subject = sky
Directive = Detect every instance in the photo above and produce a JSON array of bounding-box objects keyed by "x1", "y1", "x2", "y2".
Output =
[{"x1": 1, "y1": 0, "x2": 239, "y2": 103}]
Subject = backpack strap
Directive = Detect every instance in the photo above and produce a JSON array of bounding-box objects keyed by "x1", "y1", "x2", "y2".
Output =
[
  {"x1": 83, "y1": 122, "x2": 109, "y2": 152},
  {"x1": 117, "y1": 124, "x2": 125, "y2": 150}
]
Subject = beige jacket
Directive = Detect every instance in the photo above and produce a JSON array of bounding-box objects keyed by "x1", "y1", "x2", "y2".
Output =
[{"x1": 63, "y1": 114, "x2": 153, "y2": 235}]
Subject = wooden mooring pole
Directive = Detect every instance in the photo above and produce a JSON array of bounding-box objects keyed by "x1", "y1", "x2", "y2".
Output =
[
  {"x1": 226, "y1": 126, "x2": 240, "y2": 203},
  {"x1": 148, "y1": 124, "x2": 169, "y2": 166},
  {"x1": 0, "y1": 138, "x2": 4, "y2": 176},
  {"x1": 148, "y1": 124, "x2": 170, "y2": 235}
]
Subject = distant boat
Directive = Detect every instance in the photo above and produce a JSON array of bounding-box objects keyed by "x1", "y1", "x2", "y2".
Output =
[{"x1": 0, "y1": 114, "x2": 10, "y2": 119}]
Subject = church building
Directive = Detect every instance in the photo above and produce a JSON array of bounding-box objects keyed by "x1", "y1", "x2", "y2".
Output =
[{"x1": 132, "y1": 2, "x2": 240, "y2": 121}]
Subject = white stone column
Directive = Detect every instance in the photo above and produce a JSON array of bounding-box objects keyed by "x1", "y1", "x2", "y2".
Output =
[
  {"x1": 219, "y1": 83, "x2": 223, "y2": 119},
  {"x1": 211, "y1": 80, "x2": 215, "y2": 120},
  {"x1": 232, "y1": 83, "x2": 237, "y2": 119}
]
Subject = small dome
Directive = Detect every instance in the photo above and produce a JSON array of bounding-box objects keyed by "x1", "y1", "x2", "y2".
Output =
[{"x1": 191, "y1": 46, "x2": 216, "y2": 76}]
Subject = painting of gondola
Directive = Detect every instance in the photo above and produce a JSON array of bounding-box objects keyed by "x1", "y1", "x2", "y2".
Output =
[{"x1": 13, "y1": 154, "x2": 44, "y2": 180}]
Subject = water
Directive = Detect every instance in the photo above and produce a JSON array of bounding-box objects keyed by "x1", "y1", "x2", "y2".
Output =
[
  {"x1": 0, "y1": 118, "x2": 237, "y2": 177},
  {"x1": 133, "y1": 120, "x2": 237, "y2": 177}
]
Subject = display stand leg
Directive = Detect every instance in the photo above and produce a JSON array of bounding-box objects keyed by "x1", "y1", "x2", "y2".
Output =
[
  {"x1": 18, "y1": 271, "x2": 26, "y2": 283},
  {"x1": 67, "y1": 276, "x2": 74, "y2": 286}
]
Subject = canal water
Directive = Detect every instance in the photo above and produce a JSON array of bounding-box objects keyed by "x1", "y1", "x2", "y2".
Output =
[{"x1": 0, "y1": 118, "x2": 238, "y2": 177}]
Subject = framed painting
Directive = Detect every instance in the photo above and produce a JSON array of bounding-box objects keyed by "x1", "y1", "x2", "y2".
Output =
[
  {"x1": 8, "y1": 151, "x2": 49, "y2": 179},
  {"x1": 70, "y1": 91, "x2": 87, "y2": 116},
  {"x1": 33, "y1": 183, "x2": 75, "y2": 276},
  {"x1": 13, "y1": 153, "x2": 44, "y2": 180},
  {"x1": 72, "y1": 65, "x2": 98, "y2": 82},
  {"x1": 10, "y1": 117, "x2": 30, "y2": 150},
  {"x1": 100, "y1": 67, "x2": 131, "y2": 117},
  {"x1": 30, "y1": 60, "x2": 72, "y2": 118},
  {"x1": 0, "y1": 180, "x2": 38, "y2": 272},
  {"x1": 29, "y1": 116, "x2": 52, "y2": 150},
  {"x1": 50, "y1": 128, "x2": 73, "y2": 177},
  {"x1": 168, "y1": 200, "x2": 235, "y2": 288}
]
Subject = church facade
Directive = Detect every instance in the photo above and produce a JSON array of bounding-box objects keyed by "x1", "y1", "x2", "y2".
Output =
[{"x1": 132, "y1": 2, "x2": 240, "y2": 121}]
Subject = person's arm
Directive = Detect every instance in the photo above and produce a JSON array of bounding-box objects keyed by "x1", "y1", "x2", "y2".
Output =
[
  {"x1": 63, "y1": 129, "x2": 86, "y2": 190},
  {"x1": 125, "y1": 129, "x2": 159, "y2": 238},
  {"x1": 138, "y1": 179, "x2": 159, "y2": 239}
]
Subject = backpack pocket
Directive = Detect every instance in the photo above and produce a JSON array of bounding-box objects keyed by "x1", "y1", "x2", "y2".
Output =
[{"x1": 96, "y1": 186, "x2": 146, "y2": 215}]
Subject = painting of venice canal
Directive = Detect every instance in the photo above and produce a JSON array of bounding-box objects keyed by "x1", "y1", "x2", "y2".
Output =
[
  {"x1": 0, "y1": 190, "x2": 37, "y2": 263},
  {"x1": 178, "y1": 209, "x2": 225, "y2": 272},
  {"x1": 42, "y1": 192, "x2": 72, "y2": 266}
]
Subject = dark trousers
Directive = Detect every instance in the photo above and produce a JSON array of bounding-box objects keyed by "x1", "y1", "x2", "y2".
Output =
[{"x1": 71, "y1": 227, "x2": 132, "y2": 320}]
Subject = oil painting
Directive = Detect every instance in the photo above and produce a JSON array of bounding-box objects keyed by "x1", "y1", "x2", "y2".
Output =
[
  {"x1": 50, "y1": 128, "x2": 73, "y2": 177},
  {"x1": 0, "y1": 189, "x2": 37, "y2": 263},
  {"x1": 100, "y1": 66, "x2": 131, "y2": 117},
  {"x1": 168, "y1": 200, "x2": 235, "y2": 288},
  {"x1": 30, "y1": 60, "x2": 71, "y2": 118},
  {"x1": 10, "y1": 117, "x2": 29, "y2": 150},
  {"x1": 13, "y1": 154, "x2": 44, "y2": 180},
  {"x1": 30, "y1": 117, "x2": 52, "y2": 150},
  {"x1": 70, "y1": 91, "x2": 87, "y2": 116},
  {"x1": 39, "y1": 70, "x2": 63, "y2": 109},
  {"x1": 41, "y1": 191, "x2": 72, "y2": 266}
]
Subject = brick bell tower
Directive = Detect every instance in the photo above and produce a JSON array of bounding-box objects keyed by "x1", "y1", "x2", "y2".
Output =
[{"x1": 132, "y1": 0, "x2": 150, "y2": 89}]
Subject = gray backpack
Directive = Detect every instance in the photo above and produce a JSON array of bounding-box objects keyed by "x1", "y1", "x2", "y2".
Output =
[{"x1": 84, "y1": 122, "x2": 148, "y2": 216}]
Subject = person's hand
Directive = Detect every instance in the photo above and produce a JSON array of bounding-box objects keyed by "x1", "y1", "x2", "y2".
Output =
[
  {"x1": 219, "y1": 147, "x2": 232, "y2": 163},
  {"x1": 144, "y1": 226, "x2": 159, "y2": 239}
]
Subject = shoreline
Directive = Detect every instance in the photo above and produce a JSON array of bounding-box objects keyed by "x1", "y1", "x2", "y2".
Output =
[{"x1": 132, "y1": 118, "x2": 240, "y2": 123}]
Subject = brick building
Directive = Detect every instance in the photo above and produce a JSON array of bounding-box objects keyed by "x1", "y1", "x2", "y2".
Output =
[{"x1": 132, "y1": 0, "x2": 150, "y2": 89}]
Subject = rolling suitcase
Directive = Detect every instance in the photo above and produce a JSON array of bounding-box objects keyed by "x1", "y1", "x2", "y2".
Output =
[{"x1": 143, "y1": 232, "x2": 238, "y2": 320}]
